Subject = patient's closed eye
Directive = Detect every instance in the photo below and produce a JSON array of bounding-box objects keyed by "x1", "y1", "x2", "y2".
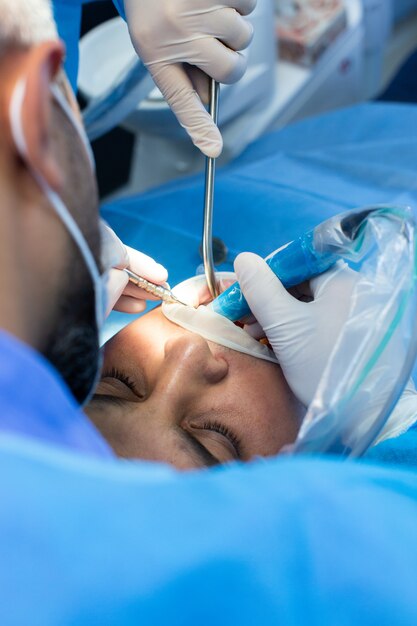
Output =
[
  {"x1": 187, "y1": 420, "x2": 242, "y2": 461},
  {"x1": 99, "y1": 367, "x2": 147, "y2": 400}
]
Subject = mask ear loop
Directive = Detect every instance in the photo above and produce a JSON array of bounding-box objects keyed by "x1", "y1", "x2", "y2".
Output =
[
  {"x1": 9, "y1": 77, "x2": 105, "y2": 330},
  {"x1": 50, "y1": 82, "x2": 96, "y2": 173}
]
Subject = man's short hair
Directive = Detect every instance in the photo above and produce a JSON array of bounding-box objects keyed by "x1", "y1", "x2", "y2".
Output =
[{"x1": 0, "y1": 0, "x2": 58, "y2": 55}]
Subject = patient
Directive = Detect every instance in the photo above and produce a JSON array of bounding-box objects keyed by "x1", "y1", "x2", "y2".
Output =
[{"x1": 86, "y1": 276, "x2": 304, "y2": 469}]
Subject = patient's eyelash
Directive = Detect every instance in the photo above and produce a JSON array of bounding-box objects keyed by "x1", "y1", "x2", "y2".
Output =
[
  {"x1": 202, "y1": 420, "x2": 242, "y2": 457},
  {"x1": 102, "y1": 367, "x2": 137, "y2": 394}
]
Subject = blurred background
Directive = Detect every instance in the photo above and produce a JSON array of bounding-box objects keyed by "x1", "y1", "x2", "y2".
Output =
[{"x1": 78, "y1": 0, "x2": 417, "y2": 200}]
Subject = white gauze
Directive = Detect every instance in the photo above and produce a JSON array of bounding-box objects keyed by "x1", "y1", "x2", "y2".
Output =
[{"x1": 162, "y1": 272, "x2": 278, "y2": 364}]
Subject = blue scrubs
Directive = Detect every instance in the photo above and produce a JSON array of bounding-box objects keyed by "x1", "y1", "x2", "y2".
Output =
[{"x1": 0, "y1": 331, "x2": 111, "y2": 457}]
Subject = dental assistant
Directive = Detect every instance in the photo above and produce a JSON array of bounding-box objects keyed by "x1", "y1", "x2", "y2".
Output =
[{"x1": 53, "y1": 0, "x2": 256, "y2": 158}]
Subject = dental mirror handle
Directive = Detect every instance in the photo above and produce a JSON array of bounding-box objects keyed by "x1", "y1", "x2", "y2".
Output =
[{"x1": 202, "y1": 78, "x2": 220, "y2": 300}]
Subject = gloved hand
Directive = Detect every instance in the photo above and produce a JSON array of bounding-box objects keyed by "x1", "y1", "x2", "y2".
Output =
[
  {"x1": 123, "y1": 0, "x2": 256, "y2": 158},
  {"x1": 234, "y1": 252, "x2": 417, "y2": 441},
  {"x1": 234, "y1": 254, "x2": 360, "y2": 407},
  {"x1": 101, "y1": 222, "x2": 168, "y2": 316}
]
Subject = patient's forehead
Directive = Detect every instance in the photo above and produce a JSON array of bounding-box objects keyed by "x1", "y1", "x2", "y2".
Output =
[{"x1": 104, "y1": 306, "x2": 187, "y2": 365}]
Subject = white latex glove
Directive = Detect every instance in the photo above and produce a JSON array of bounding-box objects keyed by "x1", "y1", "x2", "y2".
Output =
[
  {"x1": 124, "y1": 0, "x2": 256, "y2": 157},
  {"x1": 100, "y1": 223, "x2": 168, "y2": 316},
  {"x1": 234, "y1": 252, "x2": 417, "y2": 442},
  {"x1": 234, "y1": 253, "x2": 356, "y2": 407}
]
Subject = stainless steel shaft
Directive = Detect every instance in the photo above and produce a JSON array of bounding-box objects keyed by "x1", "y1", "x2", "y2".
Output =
[{"x1": 202, "y1": 78, "x2": 220, "y2": 299}]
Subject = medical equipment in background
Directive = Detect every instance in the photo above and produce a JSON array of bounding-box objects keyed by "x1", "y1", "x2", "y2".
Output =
[
  {"x1": 361, "y1": 0, "x2": 392, "y2": 99},
  {"x1": 83, "y1": 58, "x2": 154, "y2": 143},
  {"x1": 393, "y1": 0, "x2": 417, "y2": 23},
  {"x1": 79, "y1": 0, "x2": 416, "y2": 196},
  {"x1": 275, "y1": 0, "x2": 348, "y2": 67},
  {"x1": 79, "y1": 1, "x2": 369, "y2": 195},
  {"x1": 79, "y1": 0, "x2": 276, "y2": 190},
  {"x1": 202, "y1": 79, "x2": 221, "y2": 300}
]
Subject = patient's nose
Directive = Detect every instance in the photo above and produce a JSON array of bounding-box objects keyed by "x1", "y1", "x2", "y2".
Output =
[{"x1": 163, "y1": 335, "x2": 228, "y2": 387}]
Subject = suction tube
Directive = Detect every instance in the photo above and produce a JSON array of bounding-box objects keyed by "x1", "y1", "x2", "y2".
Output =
[{"x1": 210, "y1": 207, "x2": 379, "y2": 322}]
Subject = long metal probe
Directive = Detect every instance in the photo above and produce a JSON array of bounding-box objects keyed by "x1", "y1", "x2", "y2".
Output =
[{"x1": 202, "y1": 78, "x2": 220, "y2": 299}]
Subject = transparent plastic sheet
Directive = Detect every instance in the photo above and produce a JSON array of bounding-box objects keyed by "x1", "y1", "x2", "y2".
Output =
[
  {"x1": 291, "y1": 206, "x2": 417, "y2": 457},
  {"x1": 165, "y1": 206, "x2": 417, "y2": 457}
]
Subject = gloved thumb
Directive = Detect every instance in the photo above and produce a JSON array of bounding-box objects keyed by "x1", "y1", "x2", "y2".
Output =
[{"x1": 234, "y1": 252, "x2": 300, "y2": 331}]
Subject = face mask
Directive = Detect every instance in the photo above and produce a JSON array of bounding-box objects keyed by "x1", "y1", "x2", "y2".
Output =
[
  {"x1": 8, "y1": 76, "x2": 120, "y2": 403},
  {"x1": 8, "y1": 77, "x2": 110, "y2": 327}
]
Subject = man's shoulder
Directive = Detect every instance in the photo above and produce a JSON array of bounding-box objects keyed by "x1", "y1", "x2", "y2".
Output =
[{"x1": 0, "y1": 330, "x2": 112, "y2": 458}]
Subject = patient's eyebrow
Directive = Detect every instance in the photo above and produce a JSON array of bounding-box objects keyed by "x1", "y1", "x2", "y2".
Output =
[{"x1": 179, "y1": 429, "x2": 220, "y2": 468}]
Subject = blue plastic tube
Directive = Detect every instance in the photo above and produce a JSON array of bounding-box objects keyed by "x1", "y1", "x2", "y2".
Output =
[{"x1": 210, "y1": 231, "x2": 338, "y2": 321}]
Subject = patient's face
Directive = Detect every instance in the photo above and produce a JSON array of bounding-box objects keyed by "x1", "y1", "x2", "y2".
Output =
[{"x1": 86, "y1": 307, "x2": 303, "y2": 469}]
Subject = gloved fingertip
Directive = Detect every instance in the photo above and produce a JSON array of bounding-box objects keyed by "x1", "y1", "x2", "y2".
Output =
[
  {"x1": 198, "y1": 137, "x2": 223, "y2": 159},
  {"x1": 128, "y1": 301, "x2": 147, "y2": 314},
  {"x1": 153, "y1": 263, "x2": 169, "y2": 282},
  {"x1": 191, "y1": 117, "x2": 223, "y2": 158},
  {"x1": 234, "y1": 252, "x2": 264, "y2": 279},
  {"x1": 114, "y1": 297, "x2": 147, "y2": 315}
]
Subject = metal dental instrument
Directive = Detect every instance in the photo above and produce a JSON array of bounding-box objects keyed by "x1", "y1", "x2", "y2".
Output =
[
  {"x1": 202, "y1": 78, "x2": 221, "y2": 300},
  {"x1": 125, "y1": 269, "x2": 188, "y2": 306}
]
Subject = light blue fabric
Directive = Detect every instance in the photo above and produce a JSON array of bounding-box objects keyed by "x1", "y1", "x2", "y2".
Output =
[
  {"x1": 0, "y1": 331, "x2": 112, "y2": 458},
  {"x1": 366, "y1": 422, "x2": 417, "y2": 468},
  {"x1": 1, "y1": 432, "x2": 417, "y2": 626}
]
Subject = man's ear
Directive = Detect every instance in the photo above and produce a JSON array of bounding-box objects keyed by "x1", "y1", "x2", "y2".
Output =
[{"x1": 11, "y1": 41, "x2": 65, "y2": 193}]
